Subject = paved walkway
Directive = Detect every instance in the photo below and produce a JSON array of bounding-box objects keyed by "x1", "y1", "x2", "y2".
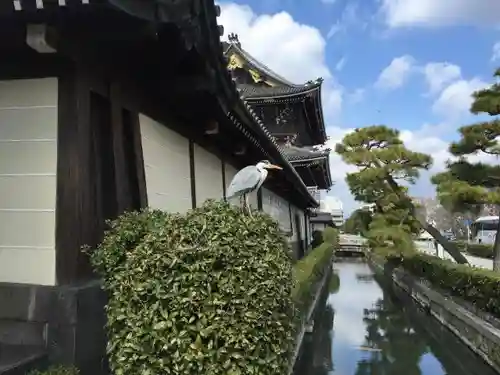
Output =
[{"x1": 415, "y1": 240, "x2": 493, "y2": 270}]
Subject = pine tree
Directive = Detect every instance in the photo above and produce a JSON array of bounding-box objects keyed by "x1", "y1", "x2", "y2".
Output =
[
  {"x1": 336, "y1": 125, "x2": 468, "y2": 263},
  {"x1": 432, "y1": 68, "x2": 500, "y2": 269},
  {"x1": 343, "y1": 208, "x2": 373, "y2": 236}
]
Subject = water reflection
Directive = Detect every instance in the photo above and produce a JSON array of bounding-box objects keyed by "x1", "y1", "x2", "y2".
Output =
[
  {"x1": 356, "y1": 295, "x2": 428, "y2": 375},
  {"x1": 297, "y1": 262, "x2": 497, "y2": 375}
]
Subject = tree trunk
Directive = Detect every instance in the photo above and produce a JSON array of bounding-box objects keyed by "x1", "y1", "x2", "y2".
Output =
[
  {"x1": 383, "y1": 175, "x2": 469, "y2": 264},
  {"x1": 422, "y1": 222, "x2": 469, "y2": 264},
  {"x1": 492, "y1": 217, "x2": 500, "y2": 271}
]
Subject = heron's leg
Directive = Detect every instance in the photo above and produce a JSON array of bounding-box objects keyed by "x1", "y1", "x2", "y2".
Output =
[{"x1": 245, "y1": 194, "x2": 252, "y2": 217}]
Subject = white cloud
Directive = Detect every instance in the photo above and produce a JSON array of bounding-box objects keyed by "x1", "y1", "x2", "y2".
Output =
[
  {"x1": 325, "y1": 2, "x2": 368, "y2": 39},
  {"x1": 400, "y1": 128, "x2": 450, "y2": 173},
  {"x1": 335, "y1": 57, "x2": 347, "y2": 71},
  {"x1": 325, "y1": 126, "x2": 362, "y2": 216},
  {"x1": 326, "y1": 22, "x2": 342, "y2": 39},
  {"x1": 415, "y1": 60, "x2": 487, "y2": 121},
  {"x1": 492, "y1": 42, "x2": 500, "y2": 62},
  {"x1": 381, "y1": 0, "x2": 500, "y2": 28},
  {"x1": 375, "y1": 55, "x2": 415, "y2": 90},
  {"x1": 423, "y1": 62, "x2": 462, "y2": 95},
  {"x1": 349, "y1": 88, "x2": 365, "y2": 103},
  {"x1": 432, "y1": 78, "x2": 488, "y2": 118},
  {"x1": 218, "y1": 2, "x2": 342, "y2": 122}
]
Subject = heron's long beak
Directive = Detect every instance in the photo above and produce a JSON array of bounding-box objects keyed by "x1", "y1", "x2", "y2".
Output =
[{"x1": 266, "y1": 164, "x2": 283, "y2": 170}]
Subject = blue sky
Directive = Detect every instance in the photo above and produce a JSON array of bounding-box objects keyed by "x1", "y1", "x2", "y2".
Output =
[{"x1": 218, "y1": 0, "x2": 500, "y2": 215}]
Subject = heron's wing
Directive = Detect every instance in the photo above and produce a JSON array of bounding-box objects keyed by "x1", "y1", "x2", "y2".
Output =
[{"x1": 227, "y1": 166, "x2": 262, "y2": 198}]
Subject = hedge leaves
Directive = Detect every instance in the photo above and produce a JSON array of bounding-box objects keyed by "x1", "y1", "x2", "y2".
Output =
[{"x1": 89, "y1": 200, "x2": 296, "y2": 375}]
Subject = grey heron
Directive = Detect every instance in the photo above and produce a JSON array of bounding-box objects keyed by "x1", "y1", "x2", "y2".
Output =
[{"x1": 226, "y1": 160, "x2": 283, "y2": 215}]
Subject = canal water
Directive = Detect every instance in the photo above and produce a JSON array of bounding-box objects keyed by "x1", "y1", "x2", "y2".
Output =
[{"x1": 295, "y1": 261, "x2": 498, "y2": 375}]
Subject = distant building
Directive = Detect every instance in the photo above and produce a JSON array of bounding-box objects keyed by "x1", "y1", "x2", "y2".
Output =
[
  {"x1": 360, "y1": 203, "x2": 376, "y2": 213},
  {"x1": 319, "y1": 196, "x2": 344, "y2": 228},
  {"x1": 310, "y1": 212, "x2": 334, "y2": 232}
]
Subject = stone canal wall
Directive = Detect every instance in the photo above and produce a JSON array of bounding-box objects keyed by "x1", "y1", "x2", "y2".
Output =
[{"x1": 370, "y1": 258, "x2": 500, "y2": 373}]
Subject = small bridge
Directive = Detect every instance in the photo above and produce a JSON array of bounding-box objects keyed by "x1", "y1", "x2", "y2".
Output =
[{"x1": 337, "y1": 234, "x2": 367, "y2": 257}]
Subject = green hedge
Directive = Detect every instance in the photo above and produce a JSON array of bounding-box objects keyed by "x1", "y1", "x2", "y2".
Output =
[
  {"x1": 389, "y1": 253, "x2": 500, "y2": 317},
  {"x1": 450, "y1": 240, "x2": 494, "y2": 259},
  {"x1": 292, "y1": 242, "x2": 334, "y2": 317},
  {"x1": 467, "y1": 243, "x2": 494, "y2": 259},
  {"x1": 322, "y1": 227, "x2": 339, "y2": 247},
  {"x1": 90, "y1": 200, "x2": 296, "y2": 375},
  {"x1": 450, "y1": 240, "x2": 467, "y2": 252}
]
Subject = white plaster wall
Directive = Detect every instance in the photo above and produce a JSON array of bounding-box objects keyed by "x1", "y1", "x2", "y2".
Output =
[
  {"x1": 0, "y1": 78, "x2": 58, "y2": 285},
  {"x1": 289, "y1": 203, "x2": 299, "y2": 242},
  {"x1": 194, "y1": 144, "x2": 223, "y2": 206},
  {"x1": 289, "y1": 203, "x2": 308, "y2": 244},
  {"x1": 262, "y1": 187, "x2": 291, "y2": 233},
  {"x1": 305, "y1": 213, "x2": 313, "y2": 244},
  {"x1": 225, "y1": 162, "x2": 238, "y2": 193},
  {"x1": 300, "y1": 210, "x2": 306, "y2": 242},
  {"x1": 140, "y1": 114, "x2": 191, "y2": 213}
]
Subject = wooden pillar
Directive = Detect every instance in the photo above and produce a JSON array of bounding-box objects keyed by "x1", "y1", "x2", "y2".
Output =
[
  {"x1": 55, "y1": 65, "x2": 100, "y2": 284},
  {"x1": 257, "y1": 189, "x2": 263, "y2": 211},
  {"x1": 189, "y1": 140, "x2": 196, "y2": 208},
  {"x1": 110, "y1": 82, "x2": 147, "y2": 213},
  {"x1": 110, "y1": 82, "x2": 130, "y2": 213},
  {"x1": 221, "y1": 159, "x2": 227, "y2": 200},
  {"x1": 55, "y1": 67, "x2": 148, "y2": 285}
]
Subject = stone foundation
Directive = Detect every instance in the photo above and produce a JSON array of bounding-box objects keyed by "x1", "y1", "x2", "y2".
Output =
[{"x1": 0, "y1": 280, "x2": 108, "y2": 375}]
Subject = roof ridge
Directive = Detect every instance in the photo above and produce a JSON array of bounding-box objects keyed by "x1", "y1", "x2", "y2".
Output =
[{"x1": 225, "y1": 35, "x2": 303, "y2": 88}]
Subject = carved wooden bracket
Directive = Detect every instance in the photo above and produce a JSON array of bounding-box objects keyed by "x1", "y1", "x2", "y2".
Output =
[
  {"x1": 204, "y1": 120, "x2": 219, "y2": 135},
  {"x1": 234, "y1": 144, "x2": 247, "y2": 155},
  {"x1": 26, "y1": 24, "x2": 57, "y2": 54}
]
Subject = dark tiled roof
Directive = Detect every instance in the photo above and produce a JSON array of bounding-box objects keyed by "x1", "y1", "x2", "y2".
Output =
[
  {"x1": 282, "y1": 145, "x2": 330, "y2": 162},
  {"x1": 311, "y1": 212, "x2": 333, "y2": 223},
  {"x1": 237, "y1": 82, "x2": 321, "y2": 100}
]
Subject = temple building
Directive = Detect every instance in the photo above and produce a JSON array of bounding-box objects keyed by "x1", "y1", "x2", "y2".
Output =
[
  {"x1": 223, "y1": 34, "x2": 332, "y2": 192},
  {"x1": 0, "y1": 1, "x2": 331, "y2": 374}
]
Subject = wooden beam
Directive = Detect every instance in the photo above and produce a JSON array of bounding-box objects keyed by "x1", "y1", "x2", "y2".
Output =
[{"x1": 169, "y1": 75, "x2": 216, "y2": 95}]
